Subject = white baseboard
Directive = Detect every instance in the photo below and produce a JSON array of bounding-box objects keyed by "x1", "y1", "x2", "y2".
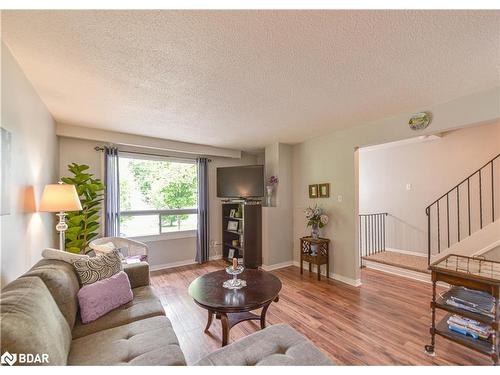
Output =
[
  {"x1": 292, "y1": 261, "x2": 362, "y2": 287},
  {"x1": 385, "y1": 247, "x2": 427, "y2": 257},
  {"x1": 150, "y1": 254, "x2": 222, "y2": 272},
  {"x1": 364, "y1": 259, "x2": 431, "y2": 283},
  {"x1": 261, "y1": 261, "x2": 294, "y2": 271}
]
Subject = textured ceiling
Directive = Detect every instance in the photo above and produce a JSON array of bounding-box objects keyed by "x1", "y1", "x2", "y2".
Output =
[{"x1": 2, "y1": 10, "x2": 499, "y2": 150}]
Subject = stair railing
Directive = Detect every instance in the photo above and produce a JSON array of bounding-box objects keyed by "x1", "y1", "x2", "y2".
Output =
[
  {"x1": 426, "y1": 153, "x2": 499, "y2": 265},
  {"x1": 359, "y1": 212, "x2": 388, "y2": 268}
]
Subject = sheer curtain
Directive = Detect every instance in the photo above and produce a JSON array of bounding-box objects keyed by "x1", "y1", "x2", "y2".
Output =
[
  {"x1": 195, "y1": 158, "x2": 209, "y2": 263},
  {"x1": 104, "y1": 146, "x2": 120, "y2": 237}
]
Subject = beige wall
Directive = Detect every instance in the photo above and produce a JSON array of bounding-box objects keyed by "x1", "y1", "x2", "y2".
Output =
[
  {"x1": 1, "y1": 43, "x2": 58, "y2": 286},
  {"x1": 58, "y1": 135, "x2": 258, "y2": 268},
  {"x1": 292, "y1": 87, "x2": 499, "y2": 285},
  {"x1": 359, "y1": 121, "x2": 500, "y2": 255},
  {"x1": 262, "y1": 143, "x2": 294, "y2": 267}
]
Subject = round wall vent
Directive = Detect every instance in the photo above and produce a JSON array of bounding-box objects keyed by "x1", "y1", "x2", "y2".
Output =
[{"x1": 409, "y1": 112, "x2": 432, "y2": 131}]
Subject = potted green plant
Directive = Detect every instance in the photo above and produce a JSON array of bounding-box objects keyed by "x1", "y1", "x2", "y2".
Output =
[{"x1": 61, "y1": 163, "x2": 105, "y2": 253}]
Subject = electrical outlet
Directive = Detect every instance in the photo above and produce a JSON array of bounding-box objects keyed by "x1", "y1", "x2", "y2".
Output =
[
  {"x1": 337, "y1": 194, "x2": 343, "y2": 202},
  {"x1": 406, "y1": 183, "x2": 412, "y2": 191}
]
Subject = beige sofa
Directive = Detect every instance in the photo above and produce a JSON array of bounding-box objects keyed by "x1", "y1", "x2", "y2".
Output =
[{"x1": 0, "y1": 258, "x2": 333, "y2": 366}]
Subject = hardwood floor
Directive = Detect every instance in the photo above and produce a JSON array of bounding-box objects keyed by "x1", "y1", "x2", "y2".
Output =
[{"x1": 150, "y1": 260, "x2": 490, "y2": 365}]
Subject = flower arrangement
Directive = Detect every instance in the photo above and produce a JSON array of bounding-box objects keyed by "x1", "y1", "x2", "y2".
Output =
[
  {"x1": 304, "y1": 205, "x2": 329, "y2": 228},
  {"x1": 267, "y1": 175, "x2": 279, "y2": 187}
]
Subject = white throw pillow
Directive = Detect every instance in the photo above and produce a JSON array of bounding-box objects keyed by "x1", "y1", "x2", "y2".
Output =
[
  {"x1": 90, "y1": 242, "x2": 116, "y2": 255},
  {"x1": 42, "y1": 248, "x2": 89, "y2": 263}
]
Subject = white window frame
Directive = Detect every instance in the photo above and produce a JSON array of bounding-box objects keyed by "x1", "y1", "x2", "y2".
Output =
[{"x1": 119, "y1": 153, "x2": 198, "y2": 240}]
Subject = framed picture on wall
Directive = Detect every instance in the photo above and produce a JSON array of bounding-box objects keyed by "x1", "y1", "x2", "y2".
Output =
[
  {"x1": 319, "y1": 183, "x2": 330, "y2": 198},
  {"x1": 227, "y1": 220, "x2": 239, "y2": 231},
  {"x1": 308, "y1": 184, "x2": 318, "y2": 198}
]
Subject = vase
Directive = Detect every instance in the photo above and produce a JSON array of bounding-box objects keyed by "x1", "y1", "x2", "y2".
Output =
[
  {"x1": 311, "y1": 224, "x2": 320, "y2": 240},
  {"x1": 266, "y1": 186, "x2": 273, "y2": 207}
]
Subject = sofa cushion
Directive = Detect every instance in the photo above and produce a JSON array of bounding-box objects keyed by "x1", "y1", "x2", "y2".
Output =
[
  {"x1": 72, "y1": 249, "x2": 123, "y2": 286},
  {"x1": 123, "y1": 262, "x2": 150, "y2": 288},
  {"x1": 0, "y1": 277, "x2": 72, "y2": 366},
  {"x1": 194, "y1": 324, "x2": 333, "y2": 366},
  {"x1": 21, "y1": 258, "x2": 80, "y2": 329},
  {"x1": 78, "y1": 271, "x2": 133, "y2": 324},
  {"x1": 68, "y1": 316, "x2": 186, "y2": 365},
  {"x1": 72, "y1": 285, "x2": 165, "y2": 339}
]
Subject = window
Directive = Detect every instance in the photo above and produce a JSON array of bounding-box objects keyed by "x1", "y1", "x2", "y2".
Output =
[{"x1": 119, "y1": 154, "x2": 198, "y2": 238}]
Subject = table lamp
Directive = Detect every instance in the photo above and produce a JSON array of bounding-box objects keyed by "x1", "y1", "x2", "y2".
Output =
[{"x1": 40, "y1": 183, "x2": 82, "y2": 251}]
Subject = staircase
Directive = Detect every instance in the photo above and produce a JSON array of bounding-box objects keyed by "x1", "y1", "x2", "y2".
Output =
[
  {"x1": 425, "y1": 153, "x2": 499, "y2": 265},
  {"x1": 359, "y1": 153, "x2": 499, "y2": 281}
]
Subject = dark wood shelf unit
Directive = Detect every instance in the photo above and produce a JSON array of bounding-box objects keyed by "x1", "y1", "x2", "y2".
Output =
[
  {"x1": 435, "y1": 314, "x2": 494, "y2": 356},
  {"x1": 425, "y1": 254, "x2": 500, "y2": 365},
  {"x1": 433, "y1": 296, "x2": 495, "y2": 326},
  {"x1": 222, "y1": 201, "x2": 262, "y2": 269}
]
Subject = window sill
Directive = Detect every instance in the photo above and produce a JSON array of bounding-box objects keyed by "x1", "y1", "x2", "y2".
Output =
[{"x1": 129, "y1": 230, "x2": 197, "y2": 243}]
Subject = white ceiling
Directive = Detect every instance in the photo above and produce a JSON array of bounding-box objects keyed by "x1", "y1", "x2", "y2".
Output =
[{"x1": 2, "y1": 10, "x2": 499, "y2": 151}]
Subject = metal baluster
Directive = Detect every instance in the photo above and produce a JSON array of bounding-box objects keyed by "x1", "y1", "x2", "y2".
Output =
[
  {"x1": 437, "y1": 200, "x2": 441, "y2": 253},
  {"x1": 457, "y1": 186, "x2": 460, "y2": 243},
  {"x1": 371, "y1": 215, "x2": 374, "y2": 255},
  {"x1": 446, "y1": 194, "x2": 450, "y2": 248},
  {"x1": 359, "y1": 215, "x2": 362, "y2": 266},
  {"x1": 427, "y1": 207, "x2": 431, "y2": 265},
  {"x1": 383, "y1": 214, "x2": 386, "y2": 251},
  {"x1": 479, "y1": 170, "x2": 483, "y2": 229},
  {"x1": 467, "y1": 178, "x2": 471, "y2": 236},
  {"x1": 492, "y1": 161, "x2": 495, "y2": 223},
  {"x1": 364, "y1": 216, "x2": 369, "y2": 255}
]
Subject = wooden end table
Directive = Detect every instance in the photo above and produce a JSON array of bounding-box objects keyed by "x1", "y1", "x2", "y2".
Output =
[
  {"x1": 188, "y1": 269, "x2": 282, "y2": 346},
  {"x1": 300, "y1": 236, "x2": 330, "y2": 280}
]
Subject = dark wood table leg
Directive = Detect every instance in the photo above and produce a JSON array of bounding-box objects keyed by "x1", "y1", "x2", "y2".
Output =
[
  {"x1": 300, "y1": 255, "x2": 303, "y2": 274},
  {"x1": 204, "y1": 310, "x2": 214, "y2": 333},
  {"x1": 220, "y1": 313, "x2": 229, "y2": 347},
  {"x1": 308, "y1": 261, "x2": 312, "y2": 273},
  {"x1": 317, "y1": 263, "x2": 321, "y2": 280},
  {"x1": 326, "y1": 258, "x2": 329, "y2": 279},
  {"x1": 260, "y1": 302, "x2": 272, "y2": 329}
]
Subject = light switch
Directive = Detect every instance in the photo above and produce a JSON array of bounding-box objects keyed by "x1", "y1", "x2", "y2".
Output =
[
  {"x1": 337, "y1": 195, "x2": 343, "y2": 202},
  {"x1": 406, "y1": 183, "x2": 412, "y2": 191}
]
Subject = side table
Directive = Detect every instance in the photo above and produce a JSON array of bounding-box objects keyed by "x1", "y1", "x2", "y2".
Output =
[{"x1": 300, "y1": 237, "x2": 330, "y2": 281}]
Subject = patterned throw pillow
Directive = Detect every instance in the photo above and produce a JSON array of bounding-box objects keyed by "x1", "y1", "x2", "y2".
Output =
[{"x1": 72, "y1": 250, "x2": 123, "y2": 286}]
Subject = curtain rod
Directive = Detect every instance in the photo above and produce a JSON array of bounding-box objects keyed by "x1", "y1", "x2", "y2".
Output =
[{"x1": 94, "y1": 146, "x2": 211, "y2": 162}]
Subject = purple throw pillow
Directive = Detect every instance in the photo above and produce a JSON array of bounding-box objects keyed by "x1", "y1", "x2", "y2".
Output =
[{"x1": 77, "y1": 271, "x2": 133, "y2": 324}]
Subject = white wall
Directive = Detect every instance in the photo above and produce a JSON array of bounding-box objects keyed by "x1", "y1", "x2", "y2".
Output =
[
  {"x1": 0, "y1": 43, "x2": 58, "y2": 286},
  {"x1": 58, "y1": 135, "x2": 258, "y2": 268},
  {"x1": 359, "y1": 121, "x2": 500, "y2": 255},
  {"x1": 292, "y1": 87, "x2": 500, "y2": 285}
]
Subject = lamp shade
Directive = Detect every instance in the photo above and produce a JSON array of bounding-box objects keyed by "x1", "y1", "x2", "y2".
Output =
[{"x1": 39, "y1": 184, "x2": 82, "y2": 212}]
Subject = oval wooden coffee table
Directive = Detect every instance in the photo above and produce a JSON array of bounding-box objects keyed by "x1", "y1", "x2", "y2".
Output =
[{"x1": 188, "y1": 269, "x2": 282, "y2": 346}]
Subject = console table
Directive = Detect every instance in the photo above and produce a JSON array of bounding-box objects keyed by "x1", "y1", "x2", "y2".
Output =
[{"x1": 300, "y1": 237, "x2": 330, "y2": 281}]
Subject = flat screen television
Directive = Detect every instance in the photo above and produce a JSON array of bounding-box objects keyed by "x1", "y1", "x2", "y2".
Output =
[{"x1": 217, "y1": 165, "x2": 264, "y2": 198}]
